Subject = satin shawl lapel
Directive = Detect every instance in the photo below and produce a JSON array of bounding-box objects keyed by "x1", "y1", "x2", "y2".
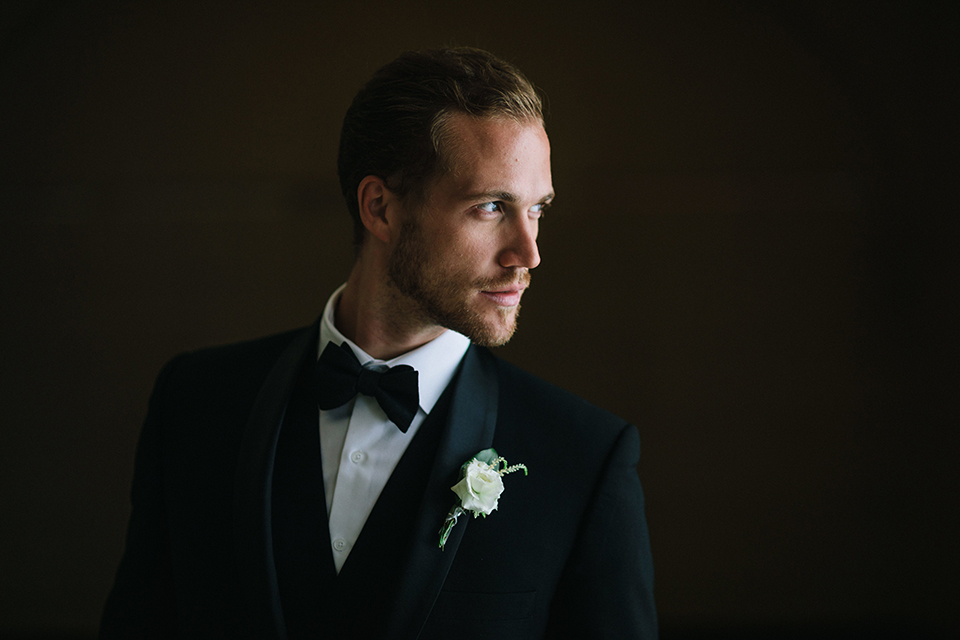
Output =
[
  {"x1": 234, "y1": 321, "x2": 318, "y2": 640},
  {"x1": 382, "y1": 345, "x2": 499, "y2": 640}
]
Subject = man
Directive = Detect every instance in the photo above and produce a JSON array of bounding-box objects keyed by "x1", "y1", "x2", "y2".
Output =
[{"x1": 101, "y1": 47, "x2": 657, "y2": 639}]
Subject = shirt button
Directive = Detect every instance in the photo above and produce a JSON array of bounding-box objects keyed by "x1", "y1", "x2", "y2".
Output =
[
  {"x1": 333, "y1": 538, "x2": 346, "y2": 552},
  {"x1": 350, "y1": 450, "x2": 366, "y2": 464}
]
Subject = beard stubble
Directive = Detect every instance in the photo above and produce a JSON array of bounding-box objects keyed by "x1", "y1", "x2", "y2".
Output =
[{"x1": 386, "y1": 217, "x2": 530, "y2": 347}]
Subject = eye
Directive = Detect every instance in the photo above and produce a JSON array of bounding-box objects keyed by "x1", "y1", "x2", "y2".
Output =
[
  {"x1": 476, "y1": 200, "x2": 503, "y2": 220},
  {"x1": 476, "y1": 202, "x2": 502, "y2": 216},
  {"x1": 530, "y1": 202, "x2": 551, "y2": 217}
]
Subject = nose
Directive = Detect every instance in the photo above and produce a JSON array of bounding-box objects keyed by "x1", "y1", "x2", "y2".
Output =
[{"x1": 498, "y1": 216, "x2": 541, "y2": 270}]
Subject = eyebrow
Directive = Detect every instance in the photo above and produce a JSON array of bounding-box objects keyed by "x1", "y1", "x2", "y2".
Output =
[{"x1": 468, "y1": 190, "x2": 556, "y2": 203}]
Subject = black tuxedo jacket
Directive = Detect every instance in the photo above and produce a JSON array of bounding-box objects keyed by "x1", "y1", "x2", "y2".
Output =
[{"x1": 100, "y1": 322, "x2": 657, "y2": 638}]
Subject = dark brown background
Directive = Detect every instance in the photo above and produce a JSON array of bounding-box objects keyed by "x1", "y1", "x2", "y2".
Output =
[{"x1": 1, "y1": 1, "x2": 956, "y2": 637}]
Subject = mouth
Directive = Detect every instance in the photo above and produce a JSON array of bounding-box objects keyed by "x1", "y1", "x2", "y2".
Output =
[
  {"x1": 479, "y1": 282, "x2": 528, "y2": 308},
  {"x1": 478, "y1": 270, "x2": 532, "y2": 308}
]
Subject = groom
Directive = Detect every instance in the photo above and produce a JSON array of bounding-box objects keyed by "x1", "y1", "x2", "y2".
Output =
[{"x1": 101, "y1": 47, "x2": 657, "y2": 639}]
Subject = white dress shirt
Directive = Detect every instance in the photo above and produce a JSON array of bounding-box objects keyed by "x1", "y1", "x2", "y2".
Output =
[{"x1": 317, "y1": 284, "x2": 470, "y2": 573}]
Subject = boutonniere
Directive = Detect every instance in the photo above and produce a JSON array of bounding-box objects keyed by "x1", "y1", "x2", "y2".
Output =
[{"x1": 438, "y1": 448, "x2": 528, "y2": 550}]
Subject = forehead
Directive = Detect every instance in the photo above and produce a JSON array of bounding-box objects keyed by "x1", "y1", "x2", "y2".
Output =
[{"x1": 435, "y1": 113, "x2": 553, "y2": 199}]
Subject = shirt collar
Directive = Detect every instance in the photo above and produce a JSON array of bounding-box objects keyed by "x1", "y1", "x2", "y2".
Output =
[{"x1": 318, "y1": 283, "x2": 471, "y2": 414}]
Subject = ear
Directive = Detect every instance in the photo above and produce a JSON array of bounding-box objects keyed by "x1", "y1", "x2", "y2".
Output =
[{"x1": 357, "y1": 175, "x2": 401, "y2": 245}]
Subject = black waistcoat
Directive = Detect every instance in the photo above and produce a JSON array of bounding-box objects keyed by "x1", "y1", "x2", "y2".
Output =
[{"x1": 271, "y1": 350, "x2": 454, "y2": 639}]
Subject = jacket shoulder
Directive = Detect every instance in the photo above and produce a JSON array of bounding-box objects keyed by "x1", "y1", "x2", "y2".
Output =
[
  {"x1": 490, "y1": 353, "x2": 625, "y2": 425},
  {"x1": 155, "y1": 323, "x2": 315, "y2": 416},
  {"x1": 484, "y1": 349, "x2": 634, "y2": 459}
]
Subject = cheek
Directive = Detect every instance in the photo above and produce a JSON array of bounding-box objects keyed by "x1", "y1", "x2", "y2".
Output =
[{"x1": 435, "y1": 230, "x2": 491, "y2": 265}]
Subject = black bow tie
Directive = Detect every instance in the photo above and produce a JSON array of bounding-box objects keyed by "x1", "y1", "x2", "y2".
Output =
[{"x1": 313, "y1": 341, "x2": 420, "y2": 433}]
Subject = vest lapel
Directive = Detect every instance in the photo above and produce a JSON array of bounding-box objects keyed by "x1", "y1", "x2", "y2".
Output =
[
  {"x1": 234, "y1": 321, "x2": 319, "y2": 640},
  {"x1": 381, "y1": 345, "x2": 500, "y2": 640}
]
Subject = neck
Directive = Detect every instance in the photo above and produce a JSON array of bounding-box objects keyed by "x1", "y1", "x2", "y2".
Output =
[{"x1": 335, "y1": 251, "x2": 446, "y2": 361}]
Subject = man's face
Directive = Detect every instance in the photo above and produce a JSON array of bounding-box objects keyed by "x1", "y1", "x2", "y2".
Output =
[{"x1": 387, "y1": 113, "x2": 554, "y2": 347}]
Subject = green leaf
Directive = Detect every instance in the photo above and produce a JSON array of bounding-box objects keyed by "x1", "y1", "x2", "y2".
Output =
[{"x1": 473, "y1": 448, "x2": 498, "y2": 465}]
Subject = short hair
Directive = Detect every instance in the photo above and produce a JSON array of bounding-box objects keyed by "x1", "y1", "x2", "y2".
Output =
[{"x1": 337, "y1": 47, "x2": 544, "y2": 245}]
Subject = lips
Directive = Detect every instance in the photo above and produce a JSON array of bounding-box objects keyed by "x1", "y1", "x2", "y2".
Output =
[
  {"x1": 477, "y1": 271, "x2": 531, "y2": 307},
  {"x1": 480, "y1": 284, "x2": 527, "y2": 307}
]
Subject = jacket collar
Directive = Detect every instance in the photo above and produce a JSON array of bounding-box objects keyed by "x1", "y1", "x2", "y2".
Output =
[
  {"x1": 381, "y1": 345, "x2": 499, "y2": 639},
  {"x1": 234, "y1": 321, "x2": 318, "y2": 640}
]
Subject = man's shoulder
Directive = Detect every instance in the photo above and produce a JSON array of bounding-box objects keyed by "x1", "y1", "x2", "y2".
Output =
[
  {"x1": 485, "y1": 350, "x2": 622, "y2": 422},
  {"x1": 480, "y1": 348, "x2": 633, "y2": 451},
  {"x1": 177, "y1": 323, "x2": 314, "y2": 368},
  {"x1": 156, "y1": 323, "x2": 316, "y2": 401}
]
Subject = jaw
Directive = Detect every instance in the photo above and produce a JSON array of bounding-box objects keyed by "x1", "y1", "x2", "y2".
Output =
[{"x1": 466, "y1": 296, "x2": 521, "y2": 347}]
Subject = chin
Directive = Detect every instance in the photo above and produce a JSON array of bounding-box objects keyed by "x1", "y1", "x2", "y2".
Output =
[{"x1": 460, "y1": 307, "x2": 520, "y2": 347}]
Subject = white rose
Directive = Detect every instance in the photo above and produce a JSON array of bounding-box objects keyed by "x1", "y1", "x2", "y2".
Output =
[{"x1": 451, "y1": 460, "x2": 504, "y2": 516}]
